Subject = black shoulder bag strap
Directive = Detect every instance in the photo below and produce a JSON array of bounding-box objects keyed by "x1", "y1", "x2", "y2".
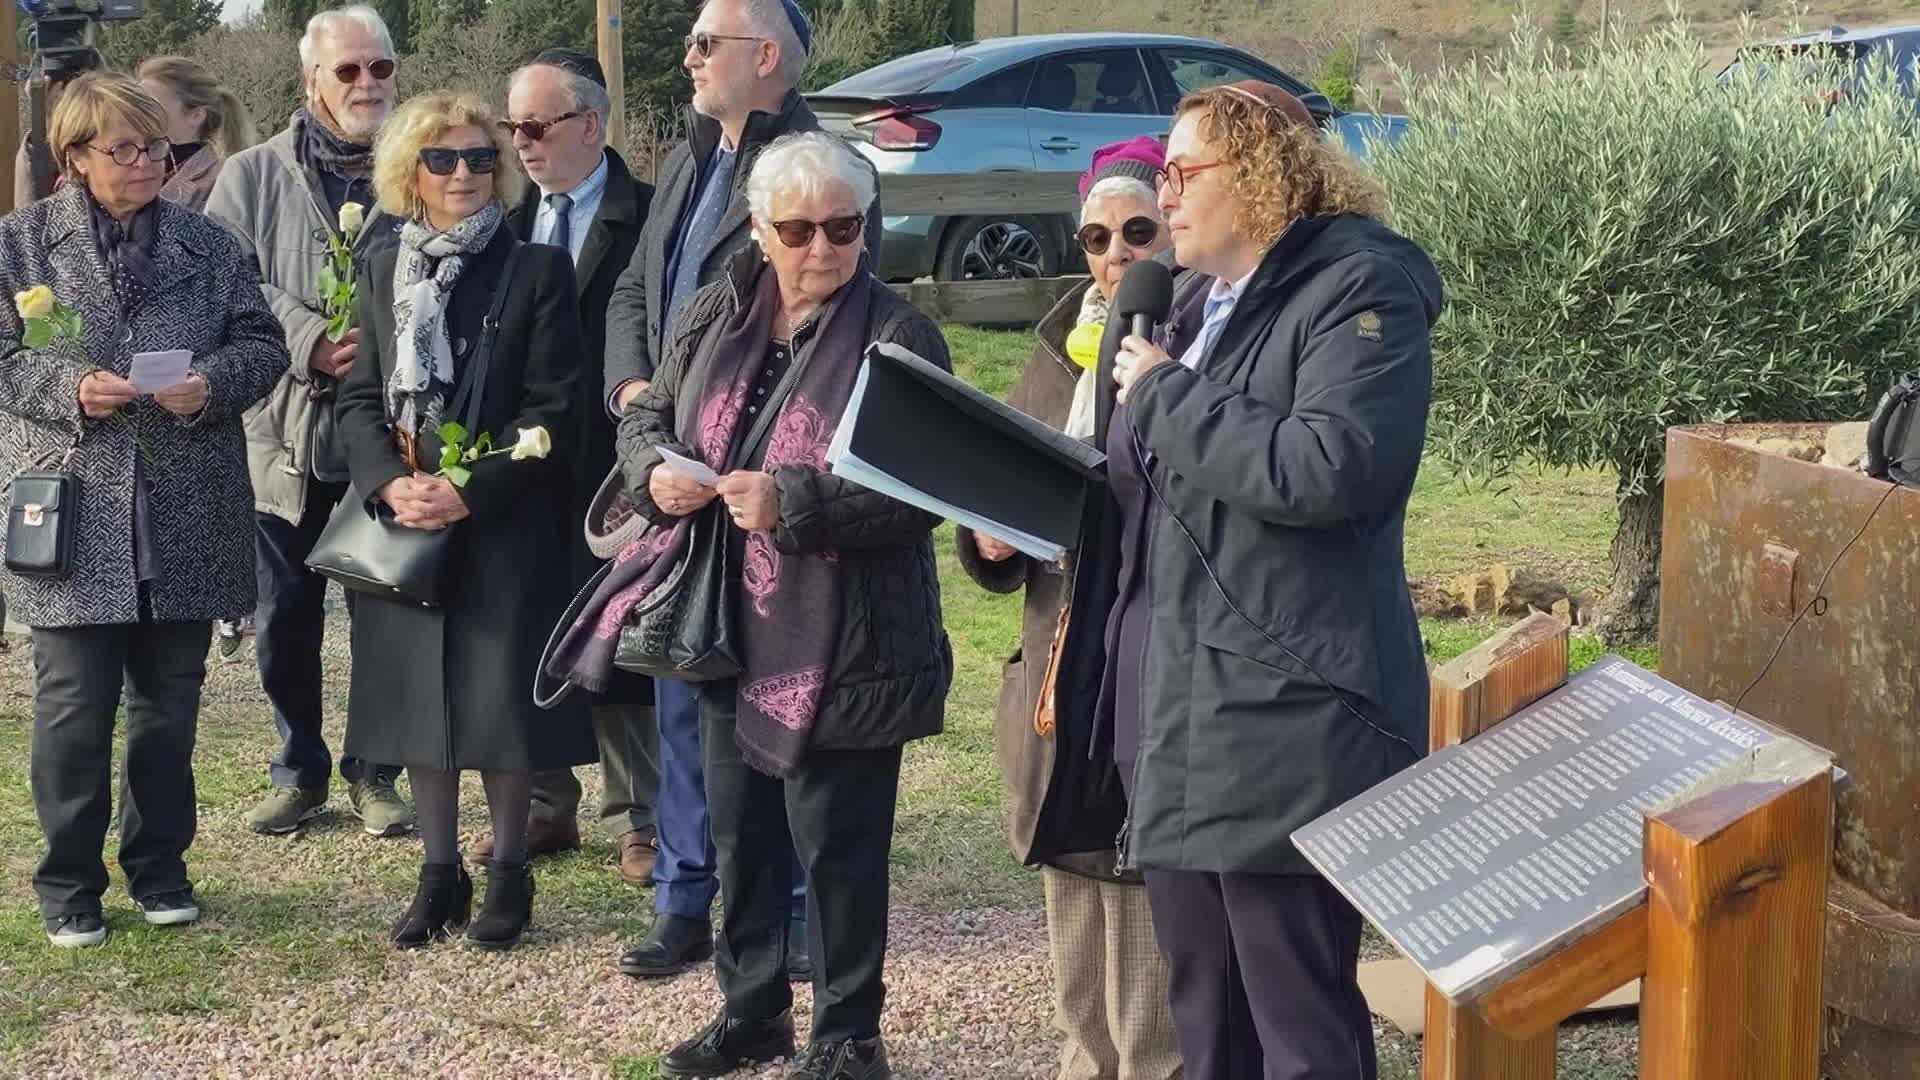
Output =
[{"x1": 445, "y1": 241, "x2": 524, "y2": 434}]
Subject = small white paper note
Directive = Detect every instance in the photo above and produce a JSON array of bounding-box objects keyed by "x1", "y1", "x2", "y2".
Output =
[
  {"x1": 657, "y1": 446, "x2": 720, "y2": 487},
  {"x1": 127, "y1": 350, "x2": 193, "y2": 394}
]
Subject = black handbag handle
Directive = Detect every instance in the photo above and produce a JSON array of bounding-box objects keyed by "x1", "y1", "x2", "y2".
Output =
[{"x1": 443, "y1": 241, "x2": 524, "y2": 437}]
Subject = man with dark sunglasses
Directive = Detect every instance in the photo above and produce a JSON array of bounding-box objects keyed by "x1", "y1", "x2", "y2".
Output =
[
  {"x1": 205, "y1": 3, "x2": 412, "y2": 841},
  {"x1": 485, "y1": 49, "x2": 667, "y2": 890},
  {"x1": 601, "y1": 0, "x2": 882, "y2": 995}
]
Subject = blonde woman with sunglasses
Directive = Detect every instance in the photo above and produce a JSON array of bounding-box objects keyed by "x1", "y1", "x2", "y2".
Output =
[{"x1": 335, "y1": 91, "x2": 595, "y2": 952}]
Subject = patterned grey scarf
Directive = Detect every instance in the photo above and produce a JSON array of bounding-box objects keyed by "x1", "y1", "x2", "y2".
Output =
[{"x1": 386, "y1": 202, "x2": 504, "y2": 438}]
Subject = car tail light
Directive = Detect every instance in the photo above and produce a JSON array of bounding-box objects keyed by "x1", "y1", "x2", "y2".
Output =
[{"x1": 855, "y1": 105, "x2": 942, "y2": 151}]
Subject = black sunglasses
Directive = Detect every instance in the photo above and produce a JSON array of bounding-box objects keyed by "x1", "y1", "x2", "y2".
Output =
[
  {"x1": 684, "y1": 32, "x2": 763, "y2": 58},
  {"x1": 1077, "y1": 216, "x2": 1159, "y2": 256},
  {"x1": 768, "y1": 215, "x2": 864, "y2": 249},
  {"x1": 498, "y1": 111, "x2": 585, "y2": 141},
  {"x1": 90, "y1": 137, "x2": 171, "y2": 167},
  {"x1": 328, "y1": 58, "x2": 396, "y2": 83},
  {"x1": 419, "y1": 146, "x2": 498, "y2": 176}
]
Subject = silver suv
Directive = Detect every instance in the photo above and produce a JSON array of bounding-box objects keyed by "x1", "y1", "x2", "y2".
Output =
[{"x1": 808, "y1": 32, "x2": 1407, "y2": 282}]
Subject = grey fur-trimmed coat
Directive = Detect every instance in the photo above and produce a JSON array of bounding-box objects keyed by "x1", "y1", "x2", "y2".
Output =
[{"x1": 0, "y1": 185, "x2": 291, "y2": 628}]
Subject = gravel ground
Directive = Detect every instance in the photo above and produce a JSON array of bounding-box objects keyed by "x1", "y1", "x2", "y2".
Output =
[{"x1": 11, "y1": 907, "x2": 1064, "y2": 1079}]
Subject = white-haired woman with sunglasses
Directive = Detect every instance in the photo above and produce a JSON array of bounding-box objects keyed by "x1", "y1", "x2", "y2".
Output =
[
  {"x1": 335, "y1": 91, "x2": 594, "y2": 952},
  {"x1": 954, "y1": 136, "x2": 1183, "y2": 1080},
  {"x1": 550, "y1": 130, "x2": 952, "y2": 1078}
]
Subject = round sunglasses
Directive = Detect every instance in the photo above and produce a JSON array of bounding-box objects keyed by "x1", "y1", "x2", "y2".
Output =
[
  {"x1": 326, "y1": 58, "x2": 396, "y2": 83},
  {"x1": 419, "y1": 146, "x2": 498, "y2": 176},
  {"x1": 768, "y1": 215, "x2": 864, "y2": 248},
  {"x1": 1077, "y1": 215, "x2": 1160, "y2": 256},
  {"x1": 499, "y1": 112, "x2": 584, "y2": 142}
]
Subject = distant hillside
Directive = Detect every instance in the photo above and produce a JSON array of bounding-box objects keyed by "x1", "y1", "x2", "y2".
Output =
[{"x1": 967, "y1": 0, "x2": 1920, "y2": 109}]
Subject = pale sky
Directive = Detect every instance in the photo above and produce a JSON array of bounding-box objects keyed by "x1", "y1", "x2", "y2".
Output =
[{"x1": 222, "y1": 0, "x2": 260, "y2": 22}]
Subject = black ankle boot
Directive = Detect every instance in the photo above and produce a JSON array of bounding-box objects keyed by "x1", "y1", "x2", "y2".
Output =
[
  {"x1": 389, "y1": 862, "x2": 471, "y2": 949},
  {"x1": 466, "y1": 858, "x2": 534, "y2": 950}
]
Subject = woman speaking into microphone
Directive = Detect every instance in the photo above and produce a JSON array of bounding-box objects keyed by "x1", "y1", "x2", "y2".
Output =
[{"x1": 1100, "y1": 80, "x2": 1444, "y2": 1078}]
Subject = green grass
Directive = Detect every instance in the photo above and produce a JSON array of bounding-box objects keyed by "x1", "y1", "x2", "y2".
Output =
[{"x1": 0, "y1": 326, "x2": 1635, "y2": 1073}]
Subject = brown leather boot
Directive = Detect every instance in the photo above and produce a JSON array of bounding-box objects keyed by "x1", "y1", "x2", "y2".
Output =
[{"x1": 619, "y1": 827, "x2": 658, "y2": 886}]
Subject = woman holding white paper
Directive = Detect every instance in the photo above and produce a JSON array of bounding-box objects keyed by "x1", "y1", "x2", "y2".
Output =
[
  {"x1": 0, "y1": 73, "x2": 289, "y2": 947},
  {"x1": 550, "y1": 132, "x2": 952, "y2": 1075}
]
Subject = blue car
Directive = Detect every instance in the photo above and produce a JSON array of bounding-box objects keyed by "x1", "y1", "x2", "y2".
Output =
[
  {"x1": 1718, "y1": 23, "x2": 1920, "y2": 106},
  {"x1": 808, "y1": 33, "x2": 1408, "y2": 282}
]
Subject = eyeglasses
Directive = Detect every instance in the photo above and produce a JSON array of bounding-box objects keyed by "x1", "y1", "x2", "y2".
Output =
[
  {"x1": 419, "y1": 146, "x2": 498, "y2": 176},
  {"x1": 685, "y1": 32, "x2": 763, "y2": 58},
  {"x1": 499, "y1": 112, "x2": 584, "y2": 141},
  {"x1": 768, "y1": 215, "x2": 864, "y2": 249},
  {"x1": 89, "y1": 138, "x2": 170, "y2": 167},
  {"x1": 1154, "y1": 160, "x2": 1224, "y2": 196},
  {"x1": 328, "y1": 58, "x2": 396, "y2": 83},
  {"x1": 1077, "y1": 216, "x2": 1160, "y2": 256}
]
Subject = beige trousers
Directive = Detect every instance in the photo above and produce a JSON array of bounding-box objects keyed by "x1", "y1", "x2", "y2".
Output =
[{"x1": 1043, "y1": 866, "x2": 1184, "y2": 1080}]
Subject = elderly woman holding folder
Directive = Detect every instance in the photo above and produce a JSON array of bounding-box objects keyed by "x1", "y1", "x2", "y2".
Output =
[
  {"x1": 549, "y1": 131, "x2": 952, "y2": 1078},
  {"x1": 957, "y1": 136, "x2": 1184, "y2": 1080}
]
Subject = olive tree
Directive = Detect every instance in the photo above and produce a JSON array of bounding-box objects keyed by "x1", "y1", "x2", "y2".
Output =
[{"x1": 1370, "y1": 16, "x2": 1920, "y2": 641}]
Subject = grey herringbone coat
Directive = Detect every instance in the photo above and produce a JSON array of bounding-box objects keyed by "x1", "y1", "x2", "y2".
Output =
[{"x1": 0, "y1": 185, "x2": 291, "y2": 628}]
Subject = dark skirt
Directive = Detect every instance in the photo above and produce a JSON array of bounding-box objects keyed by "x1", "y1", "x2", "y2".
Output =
[{"x1": 342, "y1": 527, "x2": 594, "y2": 773}]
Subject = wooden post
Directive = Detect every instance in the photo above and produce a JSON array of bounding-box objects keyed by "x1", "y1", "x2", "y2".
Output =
[
  {"x1": 1421, "y1": 613, "x2": 1568, "y2": 1080},
  {"x1": 1, "y1": 0, "x2": 17, "y2": 215},
  {"x1": 597, "y1": 0, "x2": 626, "y2": 160},
  {"x1": 1640, "y1": 742, "x2": 1834, "y2": 1080}
]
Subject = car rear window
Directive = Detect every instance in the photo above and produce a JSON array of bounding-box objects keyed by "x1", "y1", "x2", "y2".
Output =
[{"x1": 826, "y1": 51, "x2": 977, "y2": 95}]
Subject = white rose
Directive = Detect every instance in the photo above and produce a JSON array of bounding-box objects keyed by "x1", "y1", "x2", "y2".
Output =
[
  {"x1": 338, "y1": 201, "x2": 366, "y2": 236},
  {"x1": 510, "y1": 425, "x2": 552, "y2": 461}
]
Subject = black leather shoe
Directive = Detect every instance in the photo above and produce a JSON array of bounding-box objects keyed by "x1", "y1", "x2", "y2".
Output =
[
  {"x1": 618, "y1": 914, "x2": 715, "y2": 978},
  {"x1": 786, "y1": 1037, "x2": 890, "y2": 1080},
  {"x1": 662, "y1": 1009, "x2": 796, "y2": 1078},
  {"x1": 785, "y1": 916, "x2": 812, "y2": 983},
  {"x1": 389, "y1": 862, "x2": 472, "y2": 949}
]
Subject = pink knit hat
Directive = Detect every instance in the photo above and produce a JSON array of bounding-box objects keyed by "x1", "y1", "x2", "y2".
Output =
[{"x1": 1078, "y1": 136, "x2": 1166, "y2": 202}]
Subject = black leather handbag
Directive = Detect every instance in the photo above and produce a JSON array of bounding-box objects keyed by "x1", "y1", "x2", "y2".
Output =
[
  {"x1": 611, "y1": 501, "x2": 741, "y2": 681},
  {"x1": 305, "y1": 244, "x2": 522, "y2": 607},
  {"x1": 4, "y1": 446, "x2": 80, "y2": 577},
  {"x1": 605, "y1": 336, "x2": 811, "y2": 682}
]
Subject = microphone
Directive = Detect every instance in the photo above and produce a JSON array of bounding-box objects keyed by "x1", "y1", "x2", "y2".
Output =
[{"x1": 1095, "y1": 261, "x2": 1176, "y2": 439}]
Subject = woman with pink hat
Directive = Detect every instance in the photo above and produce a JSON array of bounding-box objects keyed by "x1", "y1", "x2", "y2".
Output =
[{"x1": 955, "y1": 135, "x2": 1183, "y2": 1080}]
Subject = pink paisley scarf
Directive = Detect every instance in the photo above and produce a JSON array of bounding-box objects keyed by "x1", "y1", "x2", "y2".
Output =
[{"x1": 549, "y1": 261, "x2": 871, "y2": 777}]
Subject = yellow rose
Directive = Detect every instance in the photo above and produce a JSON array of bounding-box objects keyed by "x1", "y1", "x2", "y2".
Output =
[
  {"x1": 338, "y1": 202, "x2": 365, "y2": 236},
  {"x1": 15, "y1": 285, "x2": 55, "y2": 321},
  {"x1": 510, "y1": 425, "x2": 552, "y2": 461}
]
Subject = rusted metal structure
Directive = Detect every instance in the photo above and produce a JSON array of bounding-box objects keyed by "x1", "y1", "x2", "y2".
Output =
[{"x1": 1660, "y1": 423, "x2": 1920, "y2": 1079}]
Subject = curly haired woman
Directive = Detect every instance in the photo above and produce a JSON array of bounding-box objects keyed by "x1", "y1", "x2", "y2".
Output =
[{"x1": 1079, "y1": 79, "x2": 1445, "y2": 1078}]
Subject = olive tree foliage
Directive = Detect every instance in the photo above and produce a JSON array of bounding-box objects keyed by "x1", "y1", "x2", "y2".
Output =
[{"x1": 1368, "y1": 12, "x2": 1920, "y2": 640}]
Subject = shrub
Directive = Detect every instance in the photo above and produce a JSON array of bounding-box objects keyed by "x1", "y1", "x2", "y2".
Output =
[
  {"x1": 1315, "y1": 38, "x2": 1360, "y2": 111},
  {"x1": 1372, "y1": 16, "x2": 1920, "y2": 640}
]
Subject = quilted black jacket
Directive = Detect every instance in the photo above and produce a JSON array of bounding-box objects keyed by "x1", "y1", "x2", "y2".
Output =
[{"x1": 615, "y1": 247, "x2": 953, "y2": 751}]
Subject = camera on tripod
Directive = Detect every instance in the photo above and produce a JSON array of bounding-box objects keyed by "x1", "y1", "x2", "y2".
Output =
[{"x1": 17, "y1": 0, "x2": 147, "y2": 78}]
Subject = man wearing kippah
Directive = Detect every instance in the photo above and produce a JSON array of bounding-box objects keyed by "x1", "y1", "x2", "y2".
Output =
[
  {"x1": 485, "y1": 48, "x2": 665, "y2": 888},
  {"x1": 601, "y1": 0, "x2": 884, "y2": 1041}
]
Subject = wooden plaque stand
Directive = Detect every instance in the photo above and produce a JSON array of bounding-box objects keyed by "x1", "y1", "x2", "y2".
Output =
[{"x1": 1420, "y1": 614, "x2": 1834, "y2": 1080}]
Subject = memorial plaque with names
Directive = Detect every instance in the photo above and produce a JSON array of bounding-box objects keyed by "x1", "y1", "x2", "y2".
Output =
[{"x1": 1291, "y1": 656, "x2": 1779, "y2": 1002}]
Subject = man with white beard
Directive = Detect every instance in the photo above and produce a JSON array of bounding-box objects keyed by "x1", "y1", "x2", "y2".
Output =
[{"x1": 206, "y1": 3, "x2": 414, "y2": 840}]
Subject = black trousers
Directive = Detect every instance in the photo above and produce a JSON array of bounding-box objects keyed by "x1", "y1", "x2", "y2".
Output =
[
  {"x1": 29, "y1": 619, "x2": 212, "y2": 917},
  {"x1": 1142, "y1": 868, "x2": 1377, "y2": 1080},
  {"x1": 700, "y1": 682, "x2": 902, "y2": 1042}
]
